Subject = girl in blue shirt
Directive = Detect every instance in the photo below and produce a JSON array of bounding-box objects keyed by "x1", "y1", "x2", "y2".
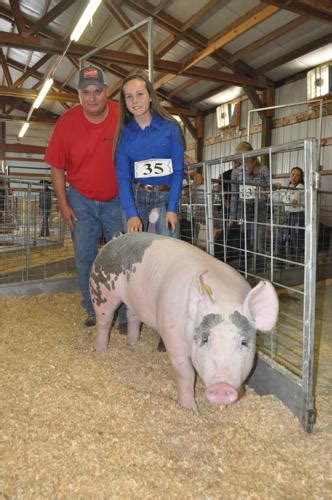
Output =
[{"x1": 115, "y1": 70, "x2": 185, "y2": 236}]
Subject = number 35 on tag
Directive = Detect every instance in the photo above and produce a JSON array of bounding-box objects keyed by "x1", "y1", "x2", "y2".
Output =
[{"x1": 134, "y1": 158, "x2": 173, "y2": 178}]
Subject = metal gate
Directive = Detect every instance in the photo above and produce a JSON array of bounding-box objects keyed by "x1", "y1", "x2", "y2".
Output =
[{"x1": 181, "y1": 139, "x2": 319, "y2": 432}]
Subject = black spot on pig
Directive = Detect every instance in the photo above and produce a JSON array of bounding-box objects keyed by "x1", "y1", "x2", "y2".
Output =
[
  {"x1": 90, "y1": 233, "x2": 166, "y2": 306},
  {"x1": 230, "y1": 311, "x2": 255, "y2": 345},
  {"x1": 194, "y1": 313, "x2": 223, "y2": 347}
]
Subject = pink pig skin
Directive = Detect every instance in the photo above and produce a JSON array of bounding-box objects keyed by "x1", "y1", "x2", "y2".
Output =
[{"x1": 90, "y1": 233, "x2": 279, "y2": 412}]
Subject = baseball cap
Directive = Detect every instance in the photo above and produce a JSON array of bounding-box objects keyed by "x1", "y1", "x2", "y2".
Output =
[{"x1": 78, "y1": 66, "x2": 107, "y2": 89}]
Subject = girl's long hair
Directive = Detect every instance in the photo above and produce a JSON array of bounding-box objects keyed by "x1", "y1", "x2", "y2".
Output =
[
  {"x1": 235, "y1": 141, "x2": 261, "y2": 172},
  {"x1": 113, "y1": 69, "x2": 185, "y2": 156}
]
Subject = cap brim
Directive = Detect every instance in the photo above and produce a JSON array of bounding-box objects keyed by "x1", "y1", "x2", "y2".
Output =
[{"x1": 78, "y1": 80, "x2": 107, "y2": 89}]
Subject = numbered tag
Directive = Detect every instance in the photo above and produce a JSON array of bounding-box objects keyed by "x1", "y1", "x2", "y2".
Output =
[
  {"x1": 134, "y1": 158, "x2": 173, "y2": 178},
  {"x1": 239, "y1": 184, "x2": 256, "y2": 200}
]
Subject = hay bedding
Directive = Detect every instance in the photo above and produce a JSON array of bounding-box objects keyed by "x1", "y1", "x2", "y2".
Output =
[{"x1": 1, "y1": 290, "x2": 331, "y2": 499}]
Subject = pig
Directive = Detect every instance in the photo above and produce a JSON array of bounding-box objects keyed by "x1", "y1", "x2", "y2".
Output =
[{"x1": 89, "y1": 232, "x2": 279, "y2": 412}]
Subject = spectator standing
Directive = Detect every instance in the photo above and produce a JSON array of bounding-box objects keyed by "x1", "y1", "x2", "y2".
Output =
[
  {"x1": 45, "y1": 65, "x2": 126, "y2": 328},
  {"x1": 273, "y1": 166, "x2": 305, "y2": 266},
  {"x1": 39, "y1": 180, "x2": 52, "y2": 237},
  {"x1": 229, "y1": 141, "x2": 269, "y2": 271}
]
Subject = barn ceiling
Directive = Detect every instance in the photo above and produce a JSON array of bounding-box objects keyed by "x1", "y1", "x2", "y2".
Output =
[{"x1": 0, "y1": 0, "x2": 331, "y2": 146}]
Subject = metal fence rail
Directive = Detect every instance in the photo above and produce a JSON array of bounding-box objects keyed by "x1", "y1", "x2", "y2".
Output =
[{"x1": 0, "y1": 178, "x2": 75, "y2": 287}]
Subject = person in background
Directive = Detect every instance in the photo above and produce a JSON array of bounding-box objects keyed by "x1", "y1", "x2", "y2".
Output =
[
  {"x1": 273, "y1": 166, "x2": 305, "y2": 266},
  {"x1": 229, "y1": 141, "x2": 269, "y2": 272},
  {"x1": 115, "y1": 70, "x2": 185, "y2": 350},
  {"x1": 214, "y1": 158, "x2": 241, "y2": 263},
  {"x1": 39, "y1": 180, "x2": 52, "y2": 237},
  {"x1": 0, "y1": 175, "x2": 6, "y2": 222},
  {"x1": 45, "y1": 65, "x2": 126, "y2": 329},
  {"x1": 191, "y1": 171, "x2": 205, "y2": 204}
]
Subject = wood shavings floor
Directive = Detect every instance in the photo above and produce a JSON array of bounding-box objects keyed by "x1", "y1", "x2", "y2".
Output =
[{"x1": 1, "y1": 286, "x2": 331, "y2": 498}]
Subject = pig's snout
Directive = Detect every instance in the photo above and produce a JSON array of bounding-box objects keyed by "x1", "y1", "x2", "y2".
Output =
[{"x1": 205, "y1": 383, "x2": 239, "y2": 406}]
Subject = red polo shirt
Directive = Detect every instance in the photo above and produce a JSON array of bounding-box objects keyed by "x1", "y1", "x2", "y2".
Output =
[{"x1": 45, "y1": 100, "x2": 119, "y2": 201}]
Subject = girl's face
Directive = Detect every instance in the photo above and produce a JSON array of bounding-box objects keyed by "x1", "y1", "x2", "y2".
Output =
[
  {"x1": 290, "y1": 168, "x2": 302, "y2": 186},
  {"x1": 123, "y1": 79, "x2": 152, "y2": 122},
  {"x1": 243, "y1": 157, "x2": 255, "y2": 173}
]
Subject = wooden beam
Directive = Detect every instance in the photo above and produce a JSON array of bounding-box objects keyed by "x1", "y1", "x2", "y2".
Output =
[
  {"x1": 265, "y1": 0, "x2": 332, "y2": 23},
  {"x1": 0, "y1": 86, "x2": 77, "y2": 103},
  {"x1": 257, "y1": 33, "x2": 332, "y2": 73},
  {"x1": 154, "y1": 34, "x2": 180, "y2": 58},
  {"x1": 243, "y1": 87, "x2": 265, "y2": 120},
  {"x1": 182, "y1": 4, "x2": 279, "y2": 71},
  {"x1": 27, "y1": 0, "x2": 77, "y2": 36},
  {"x1": 12, "y1": 54, "x2": 52, "y2": 88},
  {"x1": 125, "y1": 0, "x2": 262, "y2": 79},
  {"x1": 0, "y1": 48, "x2": 13, "y2": 86},
  {"x1": 8, "y1": 0, "x2": 25, "y2": 33},
  {"x1": 0, "y1": 143, "x2": 46, "y2": 154},
  {"x1": 196, "y1": 113, "x2": 204, "y2": 162},
  {"x1": 0, "y1": 121, "x2": 5, "y2": 160},
  {"x1": 180, "y1": 0, "x2": 221, "y2": 32},
  {"x1": 230, "y1": 15, "x2": 308, "y2": 63},
  {"x1": 180, "y1": 115, "x2": 197, "y2": 138},
  {"x1": 0, "y1": 31, "x2": 268, "y2": 88},
  {"x1": 0, "y1": 114, "x2": 57, "y2": 125},
  {"x1": 103, "y1": 0, "x2": 148, "y2": 54}
]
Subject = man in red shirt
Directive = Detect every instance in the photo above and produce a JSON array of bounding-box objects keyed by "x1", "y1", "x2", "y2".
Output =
[{"x1": 45, "y1": 65, "x2": 126, "y2": 328}]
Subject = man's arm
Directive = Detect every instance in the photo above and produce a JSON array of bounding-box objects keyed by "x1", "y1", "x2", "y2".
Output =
[{"x1": 51, "y1": 167, "x2": 76, "y2": 229}]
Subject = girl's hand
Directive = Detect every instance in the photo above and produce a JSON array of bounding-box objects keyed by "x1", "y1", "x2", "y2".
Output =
[
  {"x1": 165, "y1": 212, "x2": 178, "y2": 233},
  {"x1": 127, "y1": 216, "x2": 143, "y2": 232}
]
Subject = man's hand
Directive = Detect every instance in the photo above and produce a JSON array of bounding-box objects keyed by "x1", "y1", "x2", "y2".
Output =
[
  {"x1": 61, "y1": 205, "x2": 77, "y2": 230},
  {"x1": 127, "y1": 216, "x2": 143, "y2": 232}
]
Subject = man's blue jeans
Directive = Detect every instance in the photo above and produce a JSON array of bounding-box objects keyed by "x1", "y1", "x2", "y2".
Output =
[
  {"x1": 67, "y1": 186, "x2": 125, "y2": 317},
  {"x1": 134, "y1": 186, "x2": 180, "y2": 237}
]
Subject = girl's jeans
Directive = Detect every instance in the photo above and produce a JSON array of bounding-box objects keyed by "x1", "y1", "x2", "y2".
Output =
[
  {"x1": 134, "y1": 185, "x2": 180, "y2": 238},
  {"x1": 67, "y1": 186, "x2": 125, "y2": 317}
]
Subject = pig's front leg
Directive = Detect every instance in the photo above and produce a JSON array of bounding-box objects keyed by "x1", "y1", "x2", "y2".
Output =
[
  {"x1": 94, "y1": 308, "x2": 115, "y2": 352},
  {"x1": 126, "y1": 308, "x2": 141, "y2": 345},
  {"x1": 170, "y1": 357, "x2": 198, "y2": 412}
]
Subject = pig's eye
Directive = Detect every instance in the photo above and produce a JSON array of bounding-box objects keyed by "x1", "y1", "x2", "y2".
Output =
[{"x1": 240, "y1": 337, "x2": 248, "y2": 348}]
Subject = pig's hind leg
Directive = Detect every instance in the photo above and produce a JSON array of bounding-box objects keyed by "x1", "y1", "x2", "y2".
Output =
[
  {"x1": 126, "y1": 308, "x2": 142, "y2": 345},
  {"x1": 94, "y1": 300, "x2": 120, "y2": 352}
]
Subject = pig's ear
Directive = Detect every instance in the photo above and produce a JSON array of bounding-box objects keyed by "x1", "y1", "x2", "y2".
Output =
[
  {"x1": 187, "y1": 270, "x2": 214, "y2": 320},
  {"x1": 242, "y1": 280, "x2": 279, "y2": 331}
]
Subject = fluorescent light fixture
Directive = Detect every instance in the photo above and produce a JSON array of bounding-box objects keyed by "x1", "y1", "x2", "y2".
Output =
[
  {"x1": 33, "y1": 78, "x2": 54, "y2": 109},
  {"x1": 18, "y1": 121, "x2": 30, "y2": 138},
  {"x1": 70, "y1": 0, "x2": 102, "y2": 42}
]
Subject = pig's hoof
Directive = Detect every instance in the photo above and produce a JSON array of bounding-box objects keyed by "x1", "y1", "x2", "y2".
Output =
[
  {"x1": 94, "y1": 343, "x2": 107, "y2": 352},
  {"x1": 157, "y1": 338, "x2": 166, "y2": 352},
  {"x1": 177, "y1": 399, "x2": 198, "y2": 413}
]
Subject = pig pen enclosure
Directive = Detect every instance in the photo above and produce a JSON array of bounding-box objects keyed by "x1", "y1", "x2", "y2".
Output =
[{"x1": 1, "y1": 139, "x2": 331, "y2": 497}]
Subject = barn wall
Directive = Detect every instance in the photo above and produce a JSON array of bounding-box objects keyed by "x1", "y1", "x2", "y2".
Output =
[{"x1": 201, "y1": 76, "x2": 332, "y2": 177}]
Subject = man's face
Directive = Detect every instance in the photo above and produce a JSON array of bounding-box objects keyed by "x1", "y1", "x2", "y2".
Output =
[{"x1": 78, "y1": 84, "x2": 109, "y2": 119}]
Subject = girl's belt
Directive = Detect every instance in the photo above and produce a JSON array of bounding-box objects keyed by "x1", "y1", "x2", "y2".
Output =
[{"x1": 133, "y1": 180, "x2": 170, "y2": 192}]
